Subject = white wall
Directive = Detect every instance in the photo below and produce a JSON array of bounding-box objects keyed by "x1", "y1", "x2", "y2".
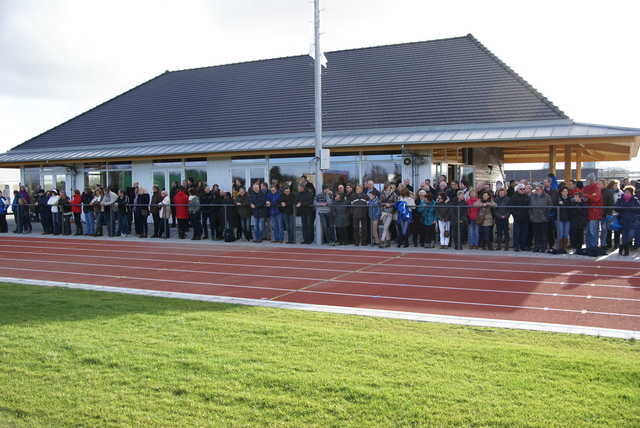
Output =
[{"x1": 207, "y1": 157, "x2": 232, "y2": 191}]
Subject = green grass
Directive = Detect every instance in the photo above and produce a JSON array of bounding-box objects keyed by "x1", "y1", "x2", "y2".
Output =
[{"x1": 0, "y1": 284, "x2": 638, "y2": 427}]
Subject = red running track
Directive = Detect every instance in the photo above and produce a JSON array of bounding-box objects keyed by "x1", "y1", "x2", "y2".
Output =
[{"x1": 0, "y1": 236, "x2": 639, "y2": 331}]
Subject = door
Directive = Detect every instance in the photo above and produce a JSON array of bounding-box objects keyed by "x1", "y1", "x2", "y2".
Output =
[{"x1": 153, "y1": 170, "x2": 182, "y2": 191}]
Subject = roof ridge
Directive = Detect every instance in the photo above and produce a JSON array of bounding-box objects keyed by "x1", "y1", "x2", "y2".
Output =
[
  {"x1": 165, "y1": 35, "x2": 473, "y2": 74},
  {"x1": 465, "y1": 34, "x2": 570, "y2": 120}
]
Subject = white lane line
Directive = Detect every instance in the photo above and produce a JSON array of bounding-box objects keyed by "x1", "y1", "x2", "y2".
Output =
[{"x1": 2, "y1": 276, "x2": 638, "y2": 340}]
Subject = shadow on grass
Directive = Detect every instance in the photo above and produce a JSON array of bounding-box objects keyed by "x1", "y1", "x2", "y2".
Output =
[{"x1": 0, "y1": 283, "x2": 249, "y2": 326}]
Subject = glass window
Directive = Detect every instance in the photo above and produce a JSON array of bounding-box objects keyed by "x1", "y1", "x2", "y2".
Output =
[
  {"x1": 23, "y1": 173, "x2": 40, "y2": 192},
  {"x1": 56, "y1": 175, "x2": 66, "y2": 193},
  {"x1": 185, "y1": 169, "x2": 207, "y2": 186},
  {"x1": 362, "y1": 152, "x2": 402, "y2": 161},
  {"x1": 269, "y1": 155, "x2": 315, "y2": 165},
  {"x1": 152, "y1": 159, "x2": 182, "y2": 167},
  {"x1": 330, "y1": 154, "x2": 360, "y2": 162},
  {"x1": 323, "y1": 163, "x2": 359, "y2": 190},
  {"x1": 84, "y1": 162, "x2": 107, "y2": 170},
  {"x1": 231, "y1": 169, "x2": 246, "y2": 193},
  {"x1": 108, "y1": 162, "x2": 132, "y2": 170},
  {"x1": 85, "y1": 171, "x2": 106, "y2": 188},
  {"x1": 231, "y1": 156, "x2": 265, "y2": 164},
  {"x1": 250, "y1": 168, "x2": 264, "y2": 186},
  {"x1": 108, "y1": 170, "x2": 131, "y2": 191},
  {"x1": 185, "y1": 158, "x2": 207, "y2": 166},
  {"x1": 362, "y1": 161, "x2": 401, "y2": 185}
]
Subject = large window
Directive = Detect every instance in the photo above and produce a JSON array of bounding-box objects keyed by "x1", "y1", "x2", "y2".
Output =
[
  {"x1": 184, "y1": 159, "x2": 207, "y2": 186},
  {"x1": 83, "y1": 162, "x2": 131, "y2": 190}
]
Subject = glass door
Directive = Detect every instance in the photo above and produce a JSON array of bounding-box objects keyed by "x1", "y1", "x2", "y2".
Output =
[{"x1": 153, "y1": 170, "x2": 182, "y2": 191}]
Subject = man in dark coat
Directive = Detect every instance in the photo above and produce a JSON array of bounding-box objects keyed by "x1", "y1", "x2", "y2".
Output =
[{"x1": 295, "y1": 183, "x2": 315, "y2": 244}]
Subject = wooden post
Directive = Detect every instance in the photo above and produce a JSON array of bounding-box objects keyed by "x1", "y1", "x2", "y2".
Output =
[
  {"x1": 576, "y1": 150, "x2": 583, "y2": 181},
  {"x1": 564, "y1": 145, "x2": 572, "y2": 181},
  {"x1": 548, "y1": 145, "x2": 556, "y2": 174}
]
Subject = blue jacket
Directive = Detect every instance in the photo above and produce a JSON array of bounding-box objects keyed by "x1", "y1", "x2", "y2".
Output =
[
  {"x1": 266, "y1": 191, "x2": 281, "y2": 216},
  {"x1": 417, "y1": 200, "x2": 436, "y2": 225},
  {"x1": 368, "y1": 196, "x2": 381, "y2": 221},
  {"x1": 395, "y1": 200, "x2": 412, "y2": 223}
]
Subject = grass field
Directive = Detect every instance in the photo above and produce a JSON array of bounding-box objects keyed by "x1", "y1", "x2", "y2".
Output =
[{"x1": 0, "y1": 283, "x2": 638, "y2": 427}]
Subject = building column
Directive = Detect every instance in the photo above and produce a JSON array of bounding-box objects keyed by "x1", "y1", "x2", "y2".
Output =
[
  {"x1": 575, "y1": 150, "x2": 583, "y2": 181},
  {"x1": 548, "y1": 145, "x2": 556, "y2": 175},
  {"x1": 563, "y1": 145, "x2": 572, "y2": 181}
]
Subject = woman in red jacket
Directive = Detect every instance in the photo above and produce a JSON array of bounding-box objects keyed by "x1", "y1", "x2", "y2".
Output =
[
  {"x1": 70, "y1": 189, "x2": 83, "y2": 236},
  {"x1": 173, "y1": 188, "x2": 190, "y2": 239}
]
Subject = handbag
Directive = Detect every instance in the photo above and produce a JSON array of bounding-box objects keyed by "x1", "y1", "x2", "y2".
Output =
[{"x1": 140, "y1": 207, "x2": 149, "y2": 216}]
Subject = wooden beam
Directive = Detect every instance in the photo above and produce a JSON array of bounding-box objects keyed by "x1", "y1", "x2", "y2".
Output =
[{"x1": 549, "y1": 145, "x2": 556, "y2": 174}]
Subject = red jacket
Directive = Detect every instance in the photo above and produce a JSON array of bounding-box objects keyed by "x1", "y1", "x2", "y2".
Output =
[
  {"x1": 71, "y1": 194, "x2": 82, "y2": 214},
  {"x1": 582, "y1": 182, "x2": 602, "y2": 221},
  {"x1": 173, "y1": 191, "x2": 189, "y2": 219}
]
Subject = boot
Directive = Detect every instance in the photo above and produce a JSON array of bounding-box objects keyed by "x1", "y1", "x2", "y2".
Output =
[
  {"x1": 624, "y1": 245, "x2": 630, "y2": 256},
  {"x1": 385, "y1": 240, "x2": 390, "y2": 248},
  {"x1": 378, "y1": 241, "x2": 384, "y2": 248},
  {"x1": 619, "y1": 244, "x2": 624, "y2": 255},
  {"x1": 495, "y1": 243, "x2": 501, "y2": 250},
  {"x1": 486, "y1": 240, "x2": 494, "y2": 251}
]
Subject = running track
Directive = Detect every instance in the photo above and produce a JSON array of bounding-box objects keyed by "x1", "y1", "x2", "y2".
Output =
[{"x1": 1, "y1": 236, "x2": 639, "y2": 336}]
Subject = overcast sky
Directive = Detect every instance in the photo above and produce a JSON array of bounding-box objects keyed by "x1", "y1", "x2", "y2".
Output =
[{"x1": 0, "y1": 0, "x2": 638, "y2": 168}]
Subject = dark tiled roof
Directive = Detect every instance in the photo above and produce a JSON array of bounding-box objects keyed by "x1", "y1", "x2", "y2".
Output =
[{"x1": 13, "y1": 34, "x2": 568, "y2": 151}]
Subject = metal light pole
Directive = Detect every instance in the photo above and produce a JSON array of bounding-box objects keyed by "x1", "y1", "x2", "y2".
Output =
[{"x1": 313, "y1": 0, "x2": 323, "y2": 245}]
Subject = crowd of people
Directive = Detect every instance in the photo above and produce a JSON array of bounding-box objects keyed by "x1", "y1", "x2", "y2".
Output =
[{"x1": 2, "y1": 173, "x2": 639, "y2": 256}]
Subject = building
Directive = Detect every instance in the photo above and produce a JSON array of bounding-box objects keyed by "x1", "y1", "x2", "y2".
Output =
[{"x1": 1, "y1": 34, "x2": 638, "y2": 194}]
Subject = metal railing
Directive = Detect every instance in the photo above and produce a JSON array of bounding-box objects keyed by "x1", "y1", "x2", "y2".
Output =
[{"x1": 7, "y1": 201, "x2": 640, "y2": 251}]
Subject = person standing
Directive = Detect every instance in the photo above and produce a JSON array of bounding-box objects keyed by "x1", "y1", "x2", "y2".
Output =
[
  {"x1": 173, "y1": 188, "x2": 189, "y2": 239},
  {"x1": 101, "y1": 186, "x2": 119, "y2": 237},
  {"x1": 81, "y1": 186, "x2": 94, "y2": 236},
  {"x1": 159, "y1": 190, "x2": 171, "y2": 239},
  {"x1": 267, "y1": 185, "x2": 284, "y2": 243},
  {"x1": 295, "y1": 182, "x2": 315, "y2": 244},
  {"x1": 473, "y1": 191, "x2": 497, "y2": 250},
  {"x1": 582, "y1": 173, "x2": 603, "y2": 249},
  {"x1": 378, "y1": 182, "x2": 398, "y2": 248},
  {"x1": 529, "y1": 184, "x2": 552, "y2": 252},
  {"x1": 115, "y1": 189, "x2": 130, "y2": 237},
  {"x1": 150, "y1": 185, "x2": 163, "y2": 238},
  {"x1": 71, "y1": 189, "x2": 83, "y2": 236},
  {"x1": 614, "y1": 186, "x2": 640, "y2": 256},
  {"x1": 449, "y1": 190, "x2": 468, "y2": 250},
  {"x1": 492, "y1": 188, "x2": 511, "y2": 250},
  {"x1": 279, "y1": 186, "x2": 296, "y2": 244},
  {"x1": 235, "y1": 187, "x2": 252, "y2": 241},
  {"x1": 188, "y1": 188, "x2": 202, "y2": 240},
  {"x1": 315, "y1": 184, "x2": 335, "y2": 245},
  {"x1": 58, "y1": 190, "x2": 72, "y2": 235},
  {"x1": 199, "y1": 186, "x2": 214, "y2": 240},
  {"x1": 249, "y1": 183, "x2": 268, "y2": 243},
  {"x1": 137, "y1": 186, "x2": 150, "y2": 238}
]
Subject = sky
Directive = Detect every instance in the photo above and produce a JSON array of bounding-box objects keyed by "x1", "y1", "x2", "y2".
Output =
[{"x1": 0, "y1": 0, "x2": 638, "y2": 170}]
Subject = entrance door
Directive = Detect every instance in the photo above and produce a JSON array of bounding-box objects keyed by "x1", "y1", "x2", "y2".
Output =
[{"x1": 153, "y1": 170, "x2": 182, "y2": 191}]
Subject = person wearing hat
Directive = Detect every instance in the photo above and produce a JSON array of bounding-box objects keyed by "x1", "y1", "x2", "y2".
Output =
[
  {"x1": 295, "y1": 182, "x2": 315, "y2": 244},
  {"x1": 47, "y1": 189, "x2": 61, "y2": 235},
  {"x1": 582, "y1": 173, "x2": 603, "y2": 248}
]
